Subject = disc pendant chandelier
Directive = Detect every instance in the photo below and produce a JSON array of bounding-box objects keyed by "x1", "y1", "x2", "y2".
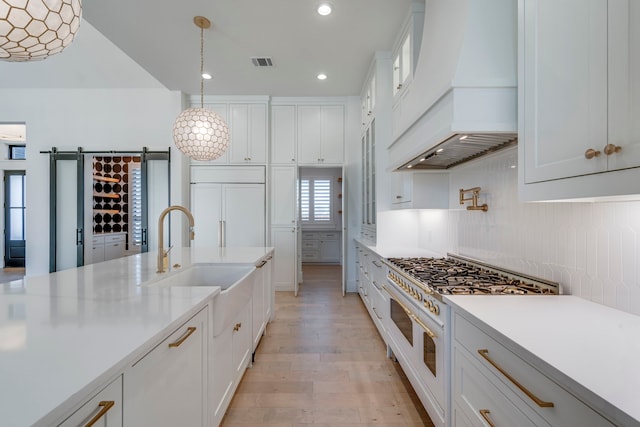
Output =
[
  {"x1": 0, "y1": 0, "x2": 82, "y2": 61},
  {"x1": 172, "y1": 16, "x2": 229, "y2": 161}
]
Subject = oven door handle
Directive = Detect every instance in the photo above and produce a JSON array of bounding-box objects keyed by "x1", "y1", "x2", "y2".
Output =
[{"x1": 383, "y1": 286, "x2": 437, "y2": 339}]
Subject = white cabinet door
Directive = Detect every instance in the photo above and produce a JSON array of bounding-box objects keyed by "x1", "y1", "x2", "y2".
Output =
[
  {"x1": 58, "y1": 376, "x2": 122, "y2": 427},
  {"x1": 319, "y1": 239, "x2": 340, "y2": 263},
  {"x1": 196, "y1": 103, "x2": 229, "y2": 164},
  {"x1": 251, "y1": 262, "x2": 266, "y2": 352},
  {"x1": 297, "y1": 105, "x2": 345, "y2": 165},
  {"x1": 270, "y1": 166, "x2": 296, "y2": 226},
  {"x1": 607, "y1": 0, "x2": 640, "y2": 172},
  {"x1": 124, "y1": 307, "x2": 207, "y2": 427},
  {"x1": 297, "y1": 106, "x2": 322, "y2": 164},
  {"x1": 271, "y1": 105, "x2": 297, "y2": 164},
  {"x1": 92, "y1": 243, "x2": 105, "y2": 264},
  {"x1": 229, "y1": 104, "x2": 267, "y2": 164},
  {"x1": 222, "y1": 184, "x2": 265, "y2": 246},
  {"x1": 191, "y1": 183, "x2": 265, "y2": 247},
  {"x1": 271, "y1": 227, "x2": 297, "y2": 292},
  {"x1": 521, "y1": 0, "x2": 608, "y2": 184},
  {"x1": 320, "y1": 105, "x2": 345, "y2": 164},
  {"x1": 191, "y1": 183, "x2": 223, "y2": 248},
  {"x1": 104, "y1": 242, "x2": 123, "y2": 261}
]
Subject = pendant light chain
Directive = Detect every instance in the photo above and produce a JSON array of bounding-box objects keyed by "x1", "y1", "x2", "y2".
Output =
[{"x1": 200, "y1": 24, "x2": 204, "y2": 108}]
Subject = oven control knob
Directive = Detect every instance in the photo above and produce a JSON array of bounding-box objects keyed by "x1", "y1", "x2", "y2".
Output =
[
  {"x1": 424, "y1": 300, "x2": 432, "y2": 310},
  {"x1": 433, "y1": 304, "x2": 440, "y2": 316}
]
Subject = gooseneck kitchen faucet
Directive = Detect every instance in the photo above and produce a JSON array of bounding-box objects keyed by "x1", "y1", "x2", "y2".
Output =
[{"x1": 157, "y1": 205, "x2": 195, "y2": 273}]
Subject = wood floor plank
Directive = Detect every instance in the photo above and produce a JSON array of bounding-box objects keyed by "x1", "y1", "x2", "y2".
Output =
[{"x1": 221, "y1": 265, "x2": 434, "y2": 427}]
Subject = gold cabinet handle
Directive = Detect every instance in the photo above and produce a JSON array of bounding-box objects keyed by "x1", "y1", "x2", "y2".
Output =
[
  {"x1": 477, "y1": 349, "x2": 554, "y2": 408},
  {"x1": 233, "y1": 322, "x2": 242, "y2": 332},
  {"x1": 84, "y1": 401, "x2": 115, "y2": 427},
  {"x1": 168, "y1": 326, "x2": 197, "y2": 348},
  {"x1": 585, "y1": 148, "x2": 601, "y2": 159},
  {"x1": 604, "y1": 144, "x2": 622, "y2": 156},
  {"x1": 383, "y1": 286, "x2": 437, "y2": 339},
  {"x1": 372, "y1": 306, "x2": 383, "y2": 320},
  {"x1": 479, "y1": 409, "x2": 495, "y2": 427},
  {"x1": 256, "y1": 260, "x2": 267, "y2": 268}
]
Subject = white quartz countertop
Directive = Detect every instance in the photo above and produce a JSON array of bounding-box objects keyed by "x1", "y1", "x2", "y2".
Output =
[
  {"x1": 0, "y1": 246, "x2": 274, "y2": 427},
  {"x1": 444, "y1": 295, "x2": 640, "y2": 426},
  {"x1": 354, "y1": 238, "x2": 444, "y2": 258}
]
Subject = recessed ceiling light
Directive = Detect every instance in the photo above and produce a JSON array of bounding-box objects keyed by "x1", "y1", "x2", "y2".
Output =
[
  {"x1": 317, "y1": 3, "x2": 333, "y2": 15},
  {"x1": 419, "y1": 157, "x2": 426, "y2": 162},
  {"x1": 202, "y1": 73, "x2": 212, "y2": 80},
  {"x1": 317, "y1": 73, "x2": 328, "y2": 80},
  {"x1": 436, "y1": 148, "x2": 444, "y2": 153},
  {"x1": 459, "y1": 135, "x2": 468, "y2": 140},
  {"x1": 407, "y1": 164, "x2": 413, "y2": 169}
]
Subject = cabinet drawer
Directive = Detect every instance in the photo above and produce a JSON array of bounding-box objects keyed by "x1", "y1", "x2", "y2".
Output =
[
  {"x1": 454, "y1": 313, "x2": 615, "y2": 427},
  {"x1": 58, "y1": 375, "x2": 123, "y2": 426},
  {"x1": 301, "y1": 232, "x2": 318, "y2": 239},
  {"x1": 92, "y1": 235, "x2": 105, "y2": 245},
  {"x1": 454, "y1": 348, "x2": 544, "y2": 427},
  {"x1": 104, "y1": 233, "x2": 125, "y2": 243},
  {"x1": 302, "y1": 240, "x2": 319, "y2": 249},
  {"x1": 301, "y1": 252, "x2": 320, "y2": 262},
  {"x1": 318, "y1": 232, "x2": 339, "y2": 239}
]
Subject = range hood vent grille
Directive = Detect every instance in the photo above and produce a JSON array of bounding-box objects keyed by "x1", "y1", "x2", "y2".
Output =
[
  {"x1": 251, "y1": 57, "x2": 273, "y2": 67},
  {"x1": 400, "y1": 133, "x2": 518, "y2": 170}
]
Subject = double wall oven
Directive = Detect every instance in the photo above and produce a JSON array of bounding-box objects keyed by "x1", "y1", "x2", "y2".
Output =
[{"x1": 380, "y1": 254, "x2": 558, "y2": 427}]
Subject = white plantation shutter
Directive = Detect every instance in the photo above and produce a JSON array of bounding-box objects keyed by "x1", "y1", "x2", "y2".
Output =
[
  {"x1": 300, "y1": 179, "x2": 310, "y2": 221},
  {"x1": 300, "y1": 177, "x2": 333, "y2": 224},
  {"x1": 130, "y1": 163, "x2": 143, "y2": 245},
  {"x1": 313, "y1": 179, "x2": 331, "y2": 221}
]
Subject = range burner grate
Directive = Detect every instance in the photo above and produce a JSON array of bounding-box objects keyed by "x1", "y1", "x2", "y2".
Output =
[{"x1": 387, "y1": 256, "x2": 558, "y2": 295}]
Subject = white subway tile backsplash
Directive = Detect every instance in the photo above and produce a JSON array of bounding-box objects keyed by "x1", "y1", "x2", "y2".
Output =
[{"x1": 445, "y1": 146, "x2": 640, "y2": 316}]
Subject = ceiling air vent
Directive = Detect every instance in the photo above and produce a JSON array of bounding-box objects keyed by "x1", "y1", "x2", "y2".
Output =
[{"x1": 251, "y1": 57, "x2": 273, "y2": 67}]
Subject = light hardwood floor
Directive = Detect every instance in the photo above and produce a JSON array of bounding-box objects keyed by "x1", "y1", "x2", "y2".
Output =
[{"x1": 221, "y1": 264, "x2": 434, "y2": 427}]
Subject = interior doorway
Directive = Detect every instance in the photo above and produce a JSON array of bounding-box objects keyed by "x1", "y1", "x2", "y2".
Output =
[
  {"x1": 4, "y1": 170, "x2": 26, "y2": 268},
  {"x1": 297, "y1": 166, "x2": 346, "y2": 295}
]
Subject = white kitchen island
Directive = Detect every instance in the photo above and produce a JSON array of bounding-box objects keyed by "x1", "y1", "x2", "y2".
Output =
[{"x1": 0, "y1": 246, "x2": 274, "y2": 427}]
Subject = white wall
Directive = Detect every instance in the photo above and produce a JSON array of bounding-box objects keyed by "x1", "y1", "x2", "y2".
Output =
[
  {"x1": 0, "y1": 88, "x2": 185, "y2": 276},
  {"x1": 390, "y1": 146, "x2": 640, "y2": 316}
]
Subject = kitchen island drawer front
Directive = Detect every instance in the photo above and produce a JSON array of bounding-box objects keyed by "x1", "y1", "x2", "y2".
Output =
[
  {"x1": 318, "y1": 231, "x2": 339, "y2": 239},
  {"x1": 58, "y1": 375, "x2": 123, "y2": 427},
  {"x1": 454, "y1": 348, "x2": 545, "y2": 427},
  {"x1": 454, "y1": 312, "x2": 615, "y2": 427}
]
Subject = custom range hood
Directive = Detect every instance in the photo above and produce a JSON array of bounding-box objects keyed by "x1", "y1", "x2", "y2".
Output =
[{"x1": 388, "y1": 0, "x2": 517, "y2": 171}]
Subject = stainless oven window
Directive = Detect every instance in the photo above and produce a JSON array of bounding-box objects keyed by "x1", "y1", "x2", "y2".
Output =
[
  {"x1": 390, "y1": 298, "x2": 413, "y2": 345},
  {"x1": 424, "y1": 332, "x2": 436, "y2": 376}
]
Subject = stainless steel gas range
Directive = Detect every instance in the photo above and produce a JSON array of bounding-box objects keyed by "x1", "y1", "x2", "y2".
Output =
[{"x1": 380, "y1": 254, "x2": 559, "y2": 427}]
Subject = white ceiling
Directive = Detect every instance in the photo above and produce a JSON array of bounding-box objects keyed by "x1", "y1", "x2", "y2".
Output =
[{"x1": 81, "y1": 0, "x2": 414, "y2": 97}]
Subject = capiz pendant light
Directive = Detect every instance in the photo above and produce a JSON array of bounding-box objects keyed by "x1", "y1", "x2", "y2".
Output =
[
  {"x1": 172, "y1": 16, "x2": 229, "y2": 161},
  {"x1": 0, "y1": 0, "x2": 82, "y2": 61}
]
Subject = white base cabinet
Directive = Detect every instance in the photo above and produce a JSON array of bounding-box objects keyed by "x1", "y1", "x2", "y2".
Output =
[
  {"x1": 211, "y1": 303, "x2": 252, "y2": 427},
  {"x1": 252, "y1": 256, "x2": 273, "y2": 354},
  {"x1": 271, "y1": 227, "x2": 297, "y2": 291},
  {"x1": 58, "y1": 376, "x2": 123, "y2": 427},
  {"x1": 90, "y1": 233, "x2": 126, "y2": 264},
  {"x1": 124, "y1": 307, "x2": 208, "y2": 427},
  {"x1": 452, "y1": 311, "x2": 616, "y2": 427}
]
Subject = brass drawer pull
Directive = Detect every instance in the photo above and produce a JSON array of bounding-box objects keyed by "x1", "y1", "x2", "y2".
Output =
[
  {"x1": 479, "y1": 409, "x2": 495, "y2": 427},
  {"x1": 477, "y1": 349, "x2": 554, "y2": 408},
  {"x1": 256, "y1": 260, "x2": 268, "y2": 268},
  {"x1": 168, "y1": 326, "x2": 197, "y2": 348},
  {"x1": 84, "y1": 401, "x2": 115, "y2": 427},
  {"x1": 372, "y1": 307, "x2": 383, "y2": 320},
  {"x1": 383, "y1": 286, "x2": 437, "y2": 339},
  {"x1": 233, "y1": 322, "x2": 242, "y2": 332}
]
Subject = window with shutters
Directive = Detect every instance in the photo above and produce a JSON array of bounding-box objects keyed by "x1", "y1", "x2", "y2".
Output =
[
  {"x1": 300, "y1": 177, "x2": 333, "y2": 224},
  {"x1": 129, "y1": 162, "x2": 143, "y2": 246}
]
